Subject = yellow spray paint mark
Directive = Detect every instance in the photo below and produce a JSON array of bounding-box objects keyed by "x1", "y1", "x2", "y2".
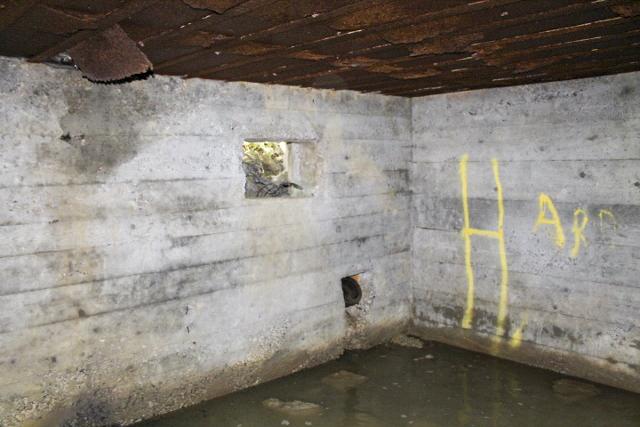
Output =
[
  {"x1": 571, "y1": 209, "x2": 588, "y2": 258},
  {"x1": 533, "y1": 193, "x2": 565, "y2": 247},
  {"x1": 598, "y1": 209, "x2": 618, "y2": 232},
  {"x1": 509, "y1": 312, "x2": 529, "y2": 348},
  {"x1": 459, "y1": 155, "x2": 509, "y2": 338},
  {"x1": 598, "y1": 209, "x2": 618, "y2": 250}
]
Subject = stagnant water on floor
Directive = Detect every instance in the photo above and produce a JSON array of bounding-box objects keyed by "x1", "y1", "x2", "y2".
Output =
[{"x1": 135, "y1": 340, "x2": 640, "y2": 427}]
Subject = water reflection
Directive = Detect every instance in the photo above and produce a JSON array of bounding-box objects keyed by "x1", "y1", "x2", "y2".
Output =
[{"x1": 135, "y1": 341, "x2": 640, "y2": 427}]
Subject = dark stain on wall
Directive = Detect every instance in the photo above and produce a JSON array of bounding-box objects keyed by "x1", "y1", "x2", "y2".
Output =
[
  {"x1": 552, "y1": 325, "x2": 565, "y2": 337},
  {"x1": 39, "y1": 82, "x2": 159, "y2": 178},
  {"x1": 431, "y1": 304, "x2": 464, "y2": 324},
  {"x1": 620, "y1": 86, "x2": 635, "y2": 97}
]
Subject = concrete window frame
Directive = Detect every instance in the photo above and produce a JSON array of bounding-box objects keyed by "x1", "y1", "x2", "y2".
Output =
[{"x1": 242, "y1": 139, "x2": 317, "y2": 198}]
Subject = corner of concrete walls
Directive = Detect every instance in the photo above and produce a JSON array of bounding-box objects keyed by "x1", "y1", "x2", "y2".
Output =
[{"x1": 408, "y1": 72, "x2": 640, "y2": 394}]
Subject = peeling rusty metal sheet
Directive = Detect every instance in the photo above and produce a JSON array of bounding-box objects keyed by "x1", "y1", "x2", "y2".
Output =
[
  {"x1": 0, "y1": 0, "x2": 639, "y2": 95},
  {"x1": 67, "y1": 24, "x2": 153, "y2": 82}
]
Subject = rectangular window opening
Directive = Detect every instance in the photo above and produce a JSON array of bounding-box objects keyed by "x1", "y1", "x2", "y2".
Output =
[{"x1": 242, "y1": 140, "x2": 316, "y2": 198}]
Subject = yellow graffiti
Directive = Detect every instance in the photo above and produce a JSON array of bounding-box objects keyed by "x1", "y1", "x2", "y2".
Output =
[
  {"x1": 533, "y1": 193, "x2": 565, "y2": 247},
  {"x1": 598, "y1": 209, "x2": 618, "y2": 232},
  {"x1": 571, "y1": 209, "x2": 588, "y2": 258},
  {"x1": 459, "y1": 155, "x2": 509, "y2": 338}
]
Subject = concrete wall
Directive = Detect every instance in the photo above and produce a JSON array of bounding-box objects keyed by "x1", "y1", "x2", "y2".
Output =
[
  {"x1": 0, "y1": 57, "x2": 412, "y2": 427},
  {"x1": 411, "y1": 72, "x2": 640, "y2": 393}
]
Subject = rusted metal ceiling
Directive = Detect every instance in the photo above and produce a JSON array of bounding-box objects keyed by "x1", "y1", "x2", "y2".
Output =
[{"x1": 0, "y1": 0, "x2": 639, "y2": 96}]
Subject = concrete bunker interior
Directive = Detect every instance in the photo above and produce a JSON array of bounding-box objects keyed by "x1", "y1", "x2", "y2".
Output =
[
  {"x1": 2, "y1": 56, "x2": 638, "y2": 427},
  {"x1": 0, "y1": 1, "x2": 639, "y2": 426}
]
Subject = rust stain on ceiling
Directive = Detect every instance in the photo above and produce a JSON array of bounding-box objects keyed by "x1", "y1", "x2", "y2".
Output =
[
  {"x1": 0, "y1": 0, "x2": 638, "y2": 96},
  {"x1": 410, "y1": 33, "x2": 483, "y2": 55},
  {"x1": 331, "y1": 55, "x2": 380, "y2": 68},
  {"x1": 227, "y1": 41, "x2": 283, "y2": 55},
  {"x1": 288, "y1": 50, "x2": 333, "y2": 61},
  {"x1": 382, "y1": 14, "x2": 474, "y2": 44},
  {"x1": 390, "y1": 68, "x2": 441, "y2": 80},
  {"x1": 611, "y1": 1, "x2": 640, "y2": 17}
]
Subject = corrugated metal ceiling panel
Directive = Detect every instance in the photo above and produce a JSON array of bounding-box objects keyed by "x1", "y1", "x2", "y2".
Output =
[{"x1": 0, "y1": 0, "x2": 638, "y2": 96}]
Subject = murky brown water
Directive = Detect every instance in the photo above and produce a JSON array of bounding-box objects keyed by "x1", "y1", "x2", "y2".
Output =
[{"x1": 135, "y1": 341, "x2": 640, "y2": 427}]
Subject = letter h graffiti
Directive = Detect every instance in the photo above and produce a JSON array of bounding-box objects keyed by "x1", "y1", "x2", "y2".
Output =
[{"x1": 459, "y1": 155, "x2": 509, "y2": 337}]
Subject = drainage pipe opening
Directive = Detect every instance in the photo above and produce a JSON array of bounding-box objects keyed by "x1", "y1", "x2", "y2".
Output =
[{"x1": 341, "y1": 276, "x2": 362, "y2": 307}]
